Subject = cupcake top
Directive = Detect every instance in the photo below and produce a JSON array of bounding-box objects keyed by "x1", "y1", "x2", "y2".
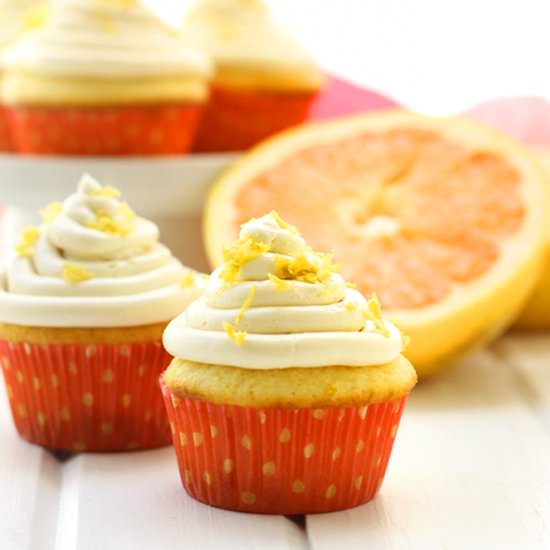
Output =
[
  {"x1": 163, "y1": 212, "x2": 405, "y2": 369},
  {"x1": 0, "y1": 174, "x2": 206, "y2": 327},
  {"x1": 4, "y1": 0, "x2": 211, "y2": 79},
  {"x1": 180, "y1": 0, "x2": 323, "y2": 91}
]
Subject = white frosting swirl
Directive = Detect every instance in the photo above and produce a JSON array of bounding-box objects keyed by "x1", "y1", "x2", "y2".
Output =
[
  {"x1": 0, "y1": 174, "x2": 205, "y2": 327},
  {"x1": 180, "y1": 0, "x2": 321, "y2": 86},
  {"x1": 0, "y1": 0, "x2": 41, "y2": 57},
  {"x1": 163, "y1": 212, "x2": 403, "y2": 369},
  {"x1": 4, "y1": 0, "x2": 211, "y2": 78}
]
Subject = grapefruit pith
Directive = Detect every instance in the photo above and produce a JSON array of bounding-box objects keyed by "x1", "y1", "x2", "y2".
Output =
[{"x1": 204, "y1": 111, "x2": 548, "y2": 377}]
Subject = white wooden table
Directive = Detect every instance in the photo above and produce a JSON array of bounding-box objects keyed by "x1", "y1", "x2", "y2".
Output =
[{"x1": 1, "y1": 335, "x2": 549, "y2": 549}]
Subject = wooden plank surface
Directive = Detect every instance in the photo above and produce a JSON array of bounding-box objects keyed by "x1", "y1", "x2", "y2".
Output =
[
  {"x1": 0, "y1": 383, "x2": 61, "y2": 550},
  {"x1": 55, "y1": 449, "x2": 307, "y2": 550},
  {"x1": 2, "y1": 341, "x2": 550, "y2": 549},
  {"x1": 306, "y1": 349, "x2": 550, "y2": 550},
  {"x1": 494, "y1": 333, "x2": 550, "y2": 433}
]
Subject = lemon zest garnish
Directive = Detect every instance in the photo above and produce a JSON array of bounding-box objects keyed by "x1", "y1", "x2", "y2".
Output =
[
  {"x1": 346, "y1": 301, "x2": 359, "y2": 312},
  {"x1": 268, "y1": 273, "x2": 290, "y2": 292},
  {"x1": 236, "y1": 284, "x2": 256, "y2": 325},
  {"x1": 15, "y1": 227, "x2": 40, "y2": 257},
  {"x1": 63, "y1": 263, "x2": 92, "y2": 284},
  {"x1": 271, "y1": 210, "x2": 299, "y2": 235},
  {"x1": 346, "y1": 282, "x2": 357, "y2": 289},
  {"x1": 402, "y1": 334, "x2": 411, "y2": 350},
  {"x1": 87, "y1": 203, "x2": 135, "y2": 237},
  {"x1": 89, "y1": 185, "x2": 121, "y2": 199},
  {"x1": 180, "y1": 271, "x2": 195, "y2": 289},
  {"x1": 220, "y1": 236, "x2": 270, "y2": 283},
  {"x1": 24, "y1": 4, "x2": 50, "y2": 32},
  {"x1": 223, "y1": 322, "x2": 247, "y2": 346},
  {"x1": 39, "y1": 202, "x2": 63, "y2": 224},
  {"x1": 274, "y1": 248, "x2": 339, "y2": 285},
  {"x1": 200, "y1": 273, "x2": 210, "y2": 280},
  {"x1": 363, "y1": 293, "x2": 390, "y2": 337}
]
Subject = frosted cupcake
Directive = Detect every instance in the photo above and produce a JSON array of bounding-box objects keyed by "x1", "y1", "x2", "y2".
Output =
[
  {"x1": 0, "y1": 0, "x2": 44, "y2": 151},
  {"x1": 0, "y1": 174, "x2": 206, "y2": 451},
  {"x1": 3, "y1": 0, "x2": 211, "y2": 156},
  {"x1": 180, "y1": 0, "x2": 324, "y2": 152},
  {"x1": 162, "y1": 212, "x2": 416, "y2": 514}
]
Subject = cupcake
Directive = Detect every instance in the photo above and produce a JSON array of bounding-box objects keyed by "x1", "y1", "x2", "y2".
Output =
[
  {"x1": 162, "y1": 211, "x2": 416, "y2": 514},
  {"x1": 180, "y1": 0, "x2": 324, "y2": 152},
  {"x1": 0, "y1": 0, "x2": 44, "y2": 151},
  {"x1": 0, "y1": 174, "x2": 206, "y2": 451},
  {"x1": 2, "y1": 0, "x2": 211, "y2": 156}
]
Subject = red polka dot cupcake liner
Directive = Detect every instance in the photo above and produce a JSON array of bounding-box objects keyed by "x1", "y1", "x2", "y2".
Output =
[
  {"x1": 0, "y1": 106, "x2": 15, "y2": 152},
  {"x1": 0, "y1": 339, "x2": 173, "y2": 452},
  {"x1": 6, "y1": 104, "x2": 203, "y2": 156},
  {"x1": 192, "y1": 86, "x2": 317, "y2": 152},
  {"x1": 162, "y1": 380, "x2": 409, "y2": 514}
]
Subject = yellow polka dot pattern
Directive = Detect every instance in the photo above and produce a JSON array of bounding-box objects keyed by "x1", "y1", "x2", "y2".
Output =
[
  {"x1": 162, "y1": 389, "x2": 408, "y2": 515},
  {"x1": 1, "y1": 339, "x2": 174, "y2": 452}
]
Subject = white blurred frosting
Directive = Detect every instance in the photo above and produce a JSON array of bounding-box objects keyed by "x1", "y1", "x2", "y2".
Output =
[
  {"x1": 0, "y1": 0, "x2": 42, "y2": 57},
  {"x1": 4, "y1": 0, "x2": 211, "y2": 78},
  {"x1": 180, "y1": 0, "x2": 320, "y2": 82},
  {"x1": 0, "y1": 174, "x2": 205, "y2": 327}
]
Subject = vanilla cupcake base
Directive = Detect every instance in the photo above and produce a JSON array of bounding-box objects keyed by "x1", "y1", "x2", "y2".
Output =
[
  {"x1": 0, "y1": 323, "x2": 173, "y2": 452},
  {"x1": 162, "y1": 356, "x2": 416, "y2": 514}
]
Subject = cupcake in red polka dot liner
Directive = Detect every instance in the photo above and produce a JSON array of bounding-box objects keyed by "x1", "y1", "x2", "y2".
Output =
[
  {"x1": 0, "y1": 174, "x2": 206, "y2": 452},
  {"x1": 2, "y1": 0, "x2": 211, "y2": 156},
  {"x1": 161, "y1": 211, "x2": 417, "y2": 514}
]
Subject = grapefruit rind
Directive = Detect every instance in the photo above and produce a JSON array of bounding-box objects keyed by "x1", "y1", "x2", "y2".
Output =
[
  {"x1": 205, "y1": 111, "x2": 549, "y2": 377},
  {"x1": 515, "y1": 146, "x2": 550, "y2": 329}
]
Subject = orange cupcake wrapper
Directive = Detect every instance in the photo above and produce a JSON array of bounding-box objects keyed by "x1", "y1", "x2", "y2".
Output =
[
  {"x1": 193, "y1": 86, "x2": 317, "y2": 152},
  {"x1": 0, "y1": 107, "x2": 15, "y2": 151},
  {"x1": 0, "y1": 339, "x2": 173, "y2": 452},
  {"x1": 6, "y1": 104, "x2": 202, "y2": 156},
  {"x1": 162, "y1": 380, "x2": 409, "y2": 514}
]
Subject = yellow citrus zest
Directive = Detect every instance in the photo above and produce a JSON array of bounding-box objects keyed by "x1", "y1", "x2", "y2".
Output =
[
  {"x1": 87, "y1": 203, "x2": 136, "y2": 237},
  {"x1": 220, "y1": 236, "x2": 270, "y2": 283},
  {"x1": 63, "y1": 263, "x2": 92, "y2": 284},
  {"x1": 223, "y1": 322, "x2": 247, "y2": 346},
  {"x1": 346, "y1": 282, "x2": 357, "y2": 289},
  {"x1": 180, "y1": 271, "x2": 196, "y2": 288},
  {"x1": 200, "y1": 273, "x2": 210, "y2": 280},
  {"x1": 88, "y1": 184, "x2": 121, "y2": 199},
  {"x1": 345, "y1": 301, "x2": 359, "y2": 312},
  {"x1": 236, "y1": 284, "x2": 257, "y2": 325},
  {"x1": 402, "y1": 334, "x2": 411, "y2": 350},
  {"x1": 268, "y1": 273, "x2": 290, "y2": 292},
  {"x1": 274, "y1": 248, "x2": 339, "y2": 285},
  {"x1": 15, "y1": 227, "x2": 40, "y2": 257},
  {"x1": 24, "y1": 4, "x2": 50, "y2": 32},
  {"x1": 363, "y1": 293, "x2": 390, "y2": 337},
  {"x1": 39, "y1": 202, "x2": 63, "y2": 224},
  {"x1": 271, "y1": 210, "x2": 299, "y2": 235}
]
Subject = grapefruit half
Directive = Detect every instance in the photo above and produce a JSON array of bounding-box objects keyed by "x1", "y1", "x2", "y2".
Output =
[{"x1": 204, "y1": 111, "x2": 548, "y2": 377}]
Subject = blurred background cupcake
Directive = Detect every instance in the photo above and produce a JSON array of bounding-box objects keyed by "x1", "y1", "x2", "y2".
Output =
[
  {"x1": 2, "y1": 0, "x2": 211, "y2": 156},
  {"x1": 0, "y1": 0, "x2": 45, "y2": 152},
  {"x1": 180, "y1": 0, "x2": 324, "y2": 152}
]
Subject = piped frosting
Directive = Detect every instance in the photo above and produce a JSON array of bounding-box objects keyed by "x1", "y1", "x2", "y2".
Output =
[{"x1": 163, "y1": 212, "x2": 405, "y2": 369}]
